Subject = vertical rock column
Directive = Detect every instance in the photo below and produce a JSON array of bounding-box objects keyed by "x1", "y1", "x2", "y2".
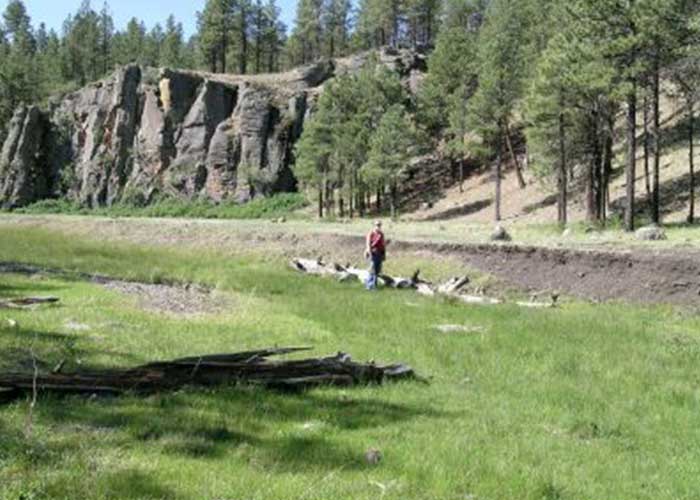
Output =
[{"x1": 0, "y1": 106, "x2": 49, "y2": 208}]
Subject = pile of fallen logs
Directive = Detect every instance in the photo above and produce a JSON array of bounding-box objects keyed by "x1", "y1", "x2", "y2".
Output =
[
  {"x1": 0, "y1": 347, "x2": 418, "y2": 404},
  {"x1": 291, "y1": 258, "x2": 557, "y2": 308}
]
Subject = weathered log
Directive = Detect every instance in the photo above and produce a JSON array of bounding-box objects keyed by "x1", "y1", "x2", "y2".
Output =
[
  {"x1": 291, "y1": 257, "x2": 560, "y2": 309},
  {"x1": 0, "y1": 348, "x2": 418, "y2": 404},
  {"x1": 0, "y1": 296, "x2": 60, "y2": 309}
]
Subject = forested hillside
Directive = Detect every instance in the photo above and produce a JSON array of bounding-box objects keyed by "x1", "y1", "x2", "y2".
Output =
[{"x1": 0, "y1": 0, "x2": 699, "y2": 230}]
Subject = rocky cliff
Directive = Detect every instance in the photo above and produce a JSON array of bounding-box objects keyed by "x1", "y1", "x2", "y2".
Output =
[{"x1": 0, "y1": 48, "x2": 427, "y2": 209}]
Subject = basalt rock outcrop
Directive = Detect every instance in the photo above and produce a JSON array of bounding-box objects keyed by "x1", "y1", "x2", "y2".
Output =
[{"x1": 0, "y1": 48, "x2": 428, "y2": 209}]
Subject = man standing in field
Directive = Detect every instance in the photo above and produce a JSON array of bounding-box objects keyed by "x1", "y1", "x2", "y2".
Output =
[{"x1": 365, "y1": 221, "x2": 387, "y2": 290}]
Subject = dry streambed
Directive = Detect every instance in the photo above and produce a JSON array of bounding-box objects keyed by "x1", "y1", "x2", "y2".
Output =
[{"x1": 0, "y1": 262, "x2": 231, "y2": 317}]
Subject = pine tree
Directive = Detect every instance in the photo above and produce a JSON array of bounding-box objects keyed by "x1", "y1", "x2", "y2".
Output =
[
  {"x1": 289, "y1": 0, "x2": 324, "y2": 65},
  {"x1": 405, "y1": 0, "x2": 442, "y2": 47},
  {"x1": 417, "y1": 22, "x2": 477, "y2": 135},
  {"x1": 669, "y1": 4, "x2": 700, "y2": 223},
  {"x1": 161, "y1": 15, "x2": 185, "y2": 68},
  {"x1": 2, "y1": 0, "x2": 35, "y2": 54},
  {"x1": 468, "y1": 0, "x2": 531, "y2": 220},
  {"x1": 569, "y1": 0, "x2": 646, "y2": 231},
  {"x1": 98, "y1": 2, "x2": 114, "y2": 74},
  {"x1": 364, "y1": 104, "x2": 418, "y2": 218},
  {"x1": 198, "y1": 0, "x2": 233, "y2": 73},
  {"x1": 324, "y1": 0, "x2": 351, "y2": 58},
  {"x1": 261, "y1": 0, "x2": 285, "y2": 72},
  {"x1": 354, "y1": 0, "x2": 404, "y2": 49},
  {"x1": 0, "y1": 0, "x2": 39, "y2": 146}
]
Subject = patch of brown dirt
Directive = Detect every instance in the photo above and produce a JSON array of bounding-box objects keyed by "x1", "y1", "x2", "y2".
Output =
[
  {"x1": 0, "y1": 262, "x2": 231, "y2": 316},
  {"x1": 102, "y1": 281, "x2": 231, "y2": 317},
  {"x1": 330, "y1": 235, "x2": 700, "y2": 306}
]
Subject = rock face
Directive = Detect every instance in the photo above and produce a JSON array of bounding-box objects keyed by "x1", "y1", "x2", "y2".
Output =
[
  {"x1": 0, "y1": 106, "x2": 50, "y2": 208},
  {"x1": 0, "y1": 48, "x2": 429, "y2": 209}
]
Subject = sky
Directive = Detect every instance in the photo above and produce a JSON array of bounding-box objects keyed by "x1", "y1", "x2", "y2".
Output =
[{"x1": 0, "y1": 0, "x2": 299, "y2": 37}]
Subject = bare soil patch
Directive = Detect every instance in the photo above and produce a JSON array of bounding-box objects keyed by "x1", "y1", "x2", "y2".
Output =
[
  {"x1": 102, "y1": 281, "x2": 231, "y2": 317},
  {"x1": 0, "y1": 262, "x2": 231, "y2": 316}
]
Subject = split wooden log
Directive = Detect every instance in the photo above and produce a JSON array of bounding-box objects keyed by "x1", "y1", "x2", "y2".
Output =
[
  {"x1": 0, "y1": 348, "x2": 419, "y2": 404},
  {"x1": 0, "y1": 296, "x2": 60, "y2": 309}
]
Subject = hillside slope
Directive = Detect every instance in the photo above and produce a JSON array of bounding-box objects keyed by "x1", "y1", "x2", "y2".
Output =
[{"x1": 409, "y1": 98, "x2": 698, "y2": 226}]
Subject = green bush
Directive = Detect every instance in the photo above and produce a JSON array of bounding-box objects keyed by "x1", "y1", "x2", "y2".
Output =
[{"x1": 12, "y1": 193, "x2": 309, "y2": 221}]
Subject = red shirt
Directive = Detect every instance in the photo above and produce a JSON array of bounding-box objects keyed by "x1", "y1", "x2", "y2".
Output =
[{"x1": 369, "y1": 229, "x2": 386, "y2": 254}]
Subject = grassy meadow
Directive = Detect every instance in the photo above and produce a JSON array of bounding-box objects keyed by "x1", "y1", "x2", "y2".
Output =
[{"x1": 1, "y1": 227, "x2": 700, "y2": 499}]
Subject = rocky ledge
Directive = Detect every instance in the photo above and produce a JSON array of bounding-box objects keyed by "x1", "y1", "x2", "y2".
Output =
[{"x1": 0, "y1": 48, "x2": 427, "y2": 209}]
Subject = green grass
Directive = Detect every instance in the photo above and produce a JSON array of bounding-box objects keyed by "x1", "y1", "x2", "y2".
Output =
[
  {"x1": 12, "y1": 193, "x2": 308, "y2": 221},
  {"x1": 1, "y1": 227, "x2": 700, "y2": 499}
]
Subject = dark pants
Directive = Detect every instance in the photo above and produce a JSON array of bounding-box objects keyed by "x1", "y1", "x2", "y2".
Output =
[{"x1": 366, "y1": 252, "x2": 384, "y2": 290}]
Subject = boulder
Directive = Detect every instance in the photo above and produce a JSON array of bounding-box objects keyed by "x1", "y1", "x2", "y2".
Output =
[
  {"x1": 635, "y1": 225, "x2": 667, "y2": 241},
  {"x1": 490, "y1": 225, "x2": 512, "y2": 242}
]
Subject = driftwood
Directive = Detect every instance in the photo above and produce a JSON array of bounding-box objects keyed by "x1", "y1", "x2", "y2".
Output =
[
  {"x1": 291, "y1": 258, "x2": 557, "y2": 308},
  {"x1": 0, "y1": 347, "x2": 418, "y2": 404},
  {"x1": 0, "y1": 296, "x2": 60, "y2": 309}
]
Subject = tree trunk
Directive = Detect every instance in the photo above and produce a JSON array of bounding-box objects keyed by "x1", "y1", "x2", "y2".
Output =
[
  {"x1": 390, "y1": 181, "x2": 397, "y2": 220},
  {"x1": 594, "y1": 114, "x2": 604, "y2": 223},
  {"x1": 459, "y1": 159, "x2": 465, "y2": 193},
  {"x1": 643, "y1": 95, "x2": 651, "y2": 199},
  {"x1": 349, "y1": 175, "x2": 355, "y2": 219},
  {"x1": 652, "y1": 65, "x2": 661, "y2": 224},
  {"x1": 558, "y1": 111, "x2": 567, "y2": 227},
  {"x1": 325, "y1": 184, "x2": 333, "y2": 217},
  {"x1": 601, "y1": 115, "x2": 614, "y2": 223},
  {"x1": 318, "y1": 184, "x2": 324, "y2": 218},
  {"x1": 689, "y1": 98, "x2": 695, "y2": 224},
  {"x1": 505, "y1": 122, "x2": 526, "y2": 189},
  {"x1": 625, "y1": 85, "x2": 637, "y2": 232},
  {"x1": 240, "y1": 33, "x2": 248, "y2": 74},
  {"x1": 221, "y1": 28, "x2": 228, "y2": 73},
  {"x1": 586, "y1": 108, "x2": 600, "y2": 223},
  {"x1": 376, "y1": 187, "x2": 382, "y2": 212},
  {"x1": 495, "y1": 135, "x2": 502, "y2": 222}
]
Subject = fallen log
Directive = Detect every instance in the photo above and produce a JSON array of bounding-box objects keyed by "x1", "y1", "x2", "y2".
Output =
[
  {"x1": 0, "y1": 296, "x2": 60, "y2": 309},
  {"x1": 291, "y1": 257, "x2": 559, "y2": 309},
  {"x1": 290, "y1": 258, "x2": 424, "y2": 290},
  {"x1": 0, "y1": 348, "x2": 418, "y2": 404}
]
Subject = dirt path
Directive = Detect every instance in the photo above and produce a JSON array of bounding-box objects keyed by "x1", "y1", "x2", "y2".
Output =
[{"x1": 3, "y1": 215, "x2": 700, "y2": 306}]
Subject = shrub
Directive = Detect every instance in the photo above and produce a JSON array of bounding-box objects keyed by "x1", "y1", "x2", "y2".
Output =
[{"x1": 11, "y1": 193, "x2": 309, "y2": 221}]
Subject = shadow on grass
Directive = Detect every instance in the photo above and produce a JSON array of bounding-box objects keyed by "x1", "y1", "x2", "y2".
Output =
[
  {"x1": 0, "y1": 326, "x2": 144, "y2": 372},
  {"x1": 610, "y1": 169, "x2": 695, "y2": 220},
  {"x1": 2, "y1": 322, "x2": 444, "y2": 472},
  {"x1": 424, "y1": 199, "x2": 492, "y2": 221},
  {"x1": 100, "y1": 469, "x2": 180, "y2": 500},
  {"x1": 27, "y1": 386, "x2": 445, "y2": 471}
]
